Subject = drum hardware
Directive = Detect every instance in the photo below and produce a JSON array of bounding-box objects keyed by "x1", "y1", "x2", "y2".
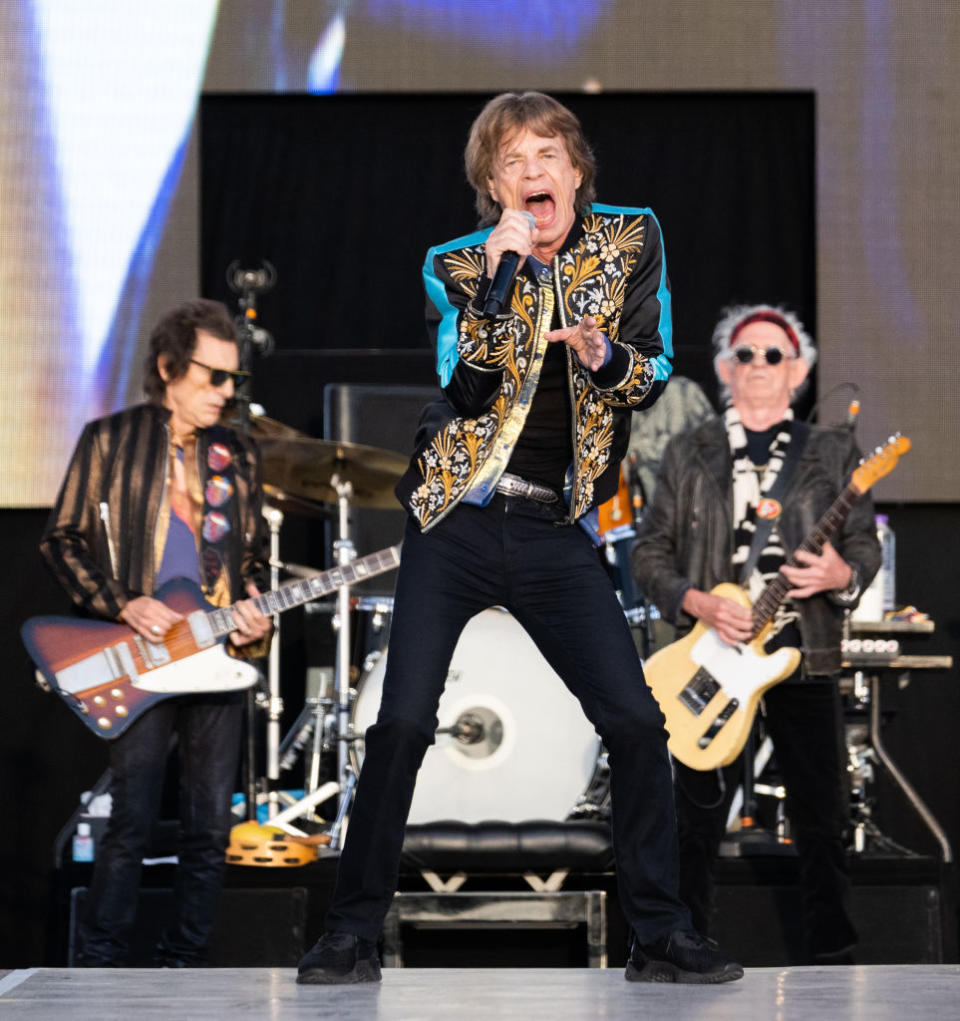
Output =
[
  {"x1": 351, "y1": 608, "x2": 601, "y2": 824},
  {"x1": 568, "y1": 750, "x2": 611, "y2": 822},
  {"x1": 435, "y1": 708, "x2": 504, "y2": 758},
  {"x1": 255, "y1": 435, "x2": 406, "y2": 846},
  {"x1": 261, "y1": 503, "x2": 286, "y2": 821},
  {"x1": 718, "y1": 730, "x2": 795, "y2": 857}
]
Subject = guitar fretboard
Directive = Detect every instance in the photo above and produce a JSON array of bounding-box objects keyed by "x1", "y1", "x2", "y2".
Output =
[
  {"x1": 206, "y1": 545, "x2": 401, "y2": 639},
  {"x1": 750, "y1": 484, "x2": 860, "y2": 636}
]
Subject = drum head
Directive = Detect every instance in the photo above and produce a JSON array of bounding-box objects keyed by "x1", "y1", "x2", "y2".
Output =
[{"x1": 351, "y1": 608, "x2": 600, "y2": 823}]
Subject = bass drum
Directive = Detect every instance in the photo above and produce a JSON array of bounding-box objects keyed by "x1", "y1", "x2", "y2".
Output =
[{"x1": 350, "y1": 607, "x2": 601, "y2": 824}]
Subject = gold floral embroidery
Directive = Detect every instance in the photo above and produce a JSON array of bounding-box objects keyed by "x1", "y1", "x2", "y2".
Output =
[{"x1": 410, "y1": 210, "x2": 661, "y2": 529}]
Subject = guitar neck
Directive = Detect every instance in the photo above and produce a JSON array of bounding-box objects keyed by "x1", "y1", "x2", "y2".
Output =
[
  {"x1": 750, "y1": 483, "x2": 861, "y2": 634},
  {"x1": 205, "y1": 545, "x2": 401, "y2": 640}
]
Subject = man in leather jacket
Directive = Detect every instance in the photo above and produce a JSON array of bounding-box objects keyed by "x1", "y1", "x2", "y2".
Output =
[
  {"x1": 41, "y1": 299, "x2": 272, "y2": 966},
  {"x1": 632, "y1": 304, "x2": 881, "y2": 963},
  {"x1": 298, "y1": 92, "x2": 743, "y2": 986}
]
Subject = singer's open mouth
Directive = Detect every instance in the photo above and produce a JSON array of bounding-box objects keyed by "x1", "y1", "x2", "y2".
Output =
[{"x1": 524, "y1": 190, "x2": 555, "y2": 224}]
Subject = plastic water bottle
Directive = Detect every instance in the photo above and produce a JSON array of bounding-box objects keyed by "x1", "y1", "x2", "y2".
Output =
[
  {"x1": 875, "y1": 514, "x2": 896, "y2": 613},
  {"x1": 72, "y1": 821, "x2": 94, "y2": 862}
]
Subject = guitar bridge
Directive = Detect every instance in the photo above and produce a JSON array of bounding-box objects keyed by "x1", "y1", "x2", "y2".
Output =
[
  {"x1": 677, "y1": 667, "x2": 720, "y2": 716},
  {"x1": 697, "y1": 698, "x2": 740, "y2": 749}
]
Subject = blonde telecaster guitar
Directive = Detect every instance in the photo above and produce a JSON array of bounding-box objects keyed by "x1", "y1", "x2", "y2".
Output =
[
  {"x1": 21, "y1": 545, "x2": 401, "y2": 739},
  {"x1": 644, "y1": 435, "x2": 909, "y2": 771}
]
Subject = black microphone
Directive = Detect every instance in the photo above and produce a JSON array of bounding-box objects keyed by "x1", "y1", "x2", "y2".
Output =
[
  {"x1": 482, "y1": 211, "x2": 536, "y2": 317},
  {"x1": 226, "y1": 260, "x2": 276, "y2": 294}
]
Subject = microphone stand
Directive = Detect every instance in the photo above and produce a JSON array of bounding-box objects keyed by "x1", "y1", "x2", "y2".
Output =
[{"x1": 227, "y1": 266, "x2": 279, "y2": 822}]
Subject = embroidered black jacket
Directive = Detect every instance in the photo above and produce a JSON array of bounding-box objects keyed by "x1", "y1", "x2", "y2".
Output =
[{"x1": 397, "y1": 205, "x2": 674, "y2": 531}]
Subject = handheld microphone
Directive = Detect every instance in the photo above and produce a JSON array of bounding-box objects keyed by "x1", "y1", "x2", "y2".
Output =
[{"x1": 482, "y1": 211, "x2": 537, "y2": 317}]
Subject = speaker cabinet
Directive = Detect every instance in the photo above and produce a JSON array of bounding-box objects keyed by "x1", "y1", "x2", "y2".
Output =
[
  {"x1": 710, "y1": 857, "x2": 951, "y2": 965},
  {"x1": 69, "y1": 886, "x2": 308, "y2": 966}
]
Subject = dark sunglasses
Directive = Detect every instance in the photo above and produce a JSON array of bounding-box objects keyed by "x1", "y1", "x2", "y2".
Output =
[
  {"x1": 190, "y1": 359, "x2": 250, "y2": 388},
  {"x1": 730, "y1": 345, "x2": 794, "y2": 366}
]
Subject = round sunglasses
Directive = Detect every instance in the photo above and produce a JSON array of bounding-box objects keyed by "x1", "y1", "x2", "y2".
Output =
[
  {"x1": 190, "y1": 358, "x2": 250, "y2": 389},
  {"x1": 730, "y1": 345, "x2": 794, "y2": 366}
]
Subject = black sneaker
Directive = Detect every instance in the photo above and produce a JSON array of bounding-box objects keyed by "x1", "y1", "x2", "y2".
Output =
[
  {"x1": 626, "y1": 929, "x2": 744, "y2": 984},
  {"x1": 297, "y1": 930, "x2": 382, "y2": 985}
]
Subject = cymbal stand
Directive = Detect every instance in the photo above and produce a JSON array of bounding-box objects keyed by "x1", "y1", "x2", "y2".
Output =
[
  {"x1": 330, "y1": 469, "x2": 358, "y2": 847},
  {"x1": 261, "y1": 470, "x2": 361, "y2": 844},
  {"x1": 263, "y1": 504, "x2": 285, "y2": 819}
]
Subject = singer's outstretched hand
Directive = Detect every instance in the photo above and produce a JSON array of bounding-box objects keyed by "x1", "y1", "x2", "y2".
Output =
[
  {"x1": 485, "y1": 208, "x2": 537, "y2": 278},
  {"x1": 545, "y1": 315, "x2": 608, "y2": 371}
]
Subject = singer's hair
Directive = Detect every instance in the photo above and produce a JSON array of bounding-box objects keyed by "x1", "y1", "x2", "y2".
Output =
[
  {"x1": 465, "y1": 92, "x2": 597, "y2": 226},
  {"x1": 143, "y1": 299, "x2": 238, "y2": 402},
  {"x1": 711, "y1": 303, "x2": 817, "y2": 404}
]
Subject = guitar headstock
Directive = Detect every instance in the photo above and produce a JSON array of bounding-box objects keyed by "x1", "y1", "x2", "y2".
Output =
[{"x1": 851, "y1": 434, "x2": 911, "y2": 493}]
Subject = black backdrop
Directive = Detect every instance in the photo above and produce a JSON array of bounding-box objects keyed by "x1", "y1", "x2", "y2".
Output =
[{"x1": 199, "y1": 91, "x2": 816, "y2": 427}]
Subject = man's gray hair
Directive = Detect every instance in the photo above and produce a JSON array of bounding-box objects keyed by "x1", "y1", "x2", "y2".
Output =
[{"x1": 711, "y1": 303, "x2": 816, "y2": 404}]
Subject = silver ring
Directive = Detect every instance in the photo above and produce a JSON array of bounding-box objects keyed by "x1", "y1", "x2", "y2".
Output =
[{"x1": 151, "y1": 624, "x2": 162, "y2": 635}]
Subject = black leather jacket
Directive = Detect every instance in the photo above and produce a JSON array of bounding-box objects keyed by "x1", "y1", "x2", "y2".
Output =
[{"x1": 632, "y1": 417, "x2": 881, "y2": 676}]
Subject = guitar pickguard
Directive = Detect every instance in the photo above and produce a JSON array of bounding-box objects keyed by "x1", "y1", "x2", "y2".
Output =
[
  {"x1": 131, "y1": 644, "x2": 258, "y2": 693},
  {"x1": 688, "y1": 629, "x2": 798, "y2": 706}
]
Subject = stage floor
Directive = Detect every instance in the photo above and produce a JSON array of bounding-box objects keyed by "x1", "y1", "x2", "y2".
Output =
[{"x1": 2, "y1": 966, "x2": 959, "y2": 1019}]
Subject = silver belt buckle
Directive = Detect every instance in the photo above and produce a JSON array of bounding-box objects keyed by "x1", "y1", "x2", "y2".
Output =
[{"x1": 498, "y1": 473, "x2": 556, "y2": 503}]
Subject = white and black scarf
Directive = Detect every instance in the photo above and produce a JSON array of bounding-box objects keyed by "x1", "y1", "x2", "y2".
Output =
[{"x1": 725, "y1": 406, "x2": 799, "y2": 638}]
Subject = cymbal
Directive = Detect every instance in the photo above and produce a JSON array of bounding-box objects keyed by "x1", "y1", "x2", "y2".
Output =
[
  {"x1": 257, "y1": 436, "x2": 408, "y2": 509},
  {"x1": 220, "y1": 406, "x2": 307, "y2": 441},
  {"x1": 263, "y1": 484, "x2": 334, "y2": 520}
]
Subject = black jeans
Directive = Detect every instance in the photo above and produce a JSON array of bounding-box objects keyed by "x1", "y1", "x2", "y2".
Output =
[
  {"x1": 78, "y1": 693, "x2": 242, "y2": 965},
  {"x1": 674, "y1": 678, "x2": 856, "y2": 961},
  {"x1": 325, "y1": 494, "x2": 691, "y2": 944}
]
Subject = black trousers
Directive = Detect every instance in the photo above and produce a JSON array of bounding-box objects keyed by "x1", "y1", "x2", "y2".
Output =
[
  {"x1": 674, "y1": 679, "x2": 857, "y2": 961},
  {"x1": 79, "y1": 693, "x2": 242, "y2": 965},
  {"x1": 325, "y1": 494, "x2": 691, "y2": 944}
]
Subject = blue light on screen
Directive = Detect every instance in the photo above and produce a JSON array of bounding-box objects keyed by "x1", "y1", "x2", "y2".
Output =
[{"x1": 366, "y1": 0, "x2": 614, "y2": 53}]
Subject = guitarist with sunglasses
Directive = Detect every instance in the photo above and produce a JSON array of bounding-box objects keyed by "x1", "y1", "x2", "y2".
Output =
[
  {"x1": 40, "y1": 299, "x2": 272, "y2": 966},
  {"x1": 632, "y1": 304, "x2": 881, "y2": 964}
]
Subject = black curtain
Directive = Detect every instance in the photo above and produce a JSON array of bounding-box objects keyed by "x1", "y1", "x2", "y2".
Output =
[{"x1": 200, "y1": 91, "x2": 815, "y2": 420}]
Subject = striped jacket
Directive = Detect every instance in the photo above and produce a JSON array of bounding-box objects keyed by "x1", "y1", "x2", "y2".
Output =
[
  {"x1": 40, "y1": 402, "x2": 268, "y2": 622},
  {"x1": 397, "y1": 205, "x2": 674, "y2": 531}
]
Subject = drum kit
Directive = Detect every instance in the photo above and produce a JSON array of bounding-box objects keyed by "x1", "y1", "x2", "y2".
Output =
[{"x1": 235, "y1": 408, "x2": 611, "y2": 849}]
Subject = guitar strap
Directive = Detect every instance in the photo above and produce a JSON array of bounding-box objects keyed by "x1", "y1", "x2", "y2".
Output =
[{"x1": 737, "y1": 420, "x2": 809, "y2": 586}]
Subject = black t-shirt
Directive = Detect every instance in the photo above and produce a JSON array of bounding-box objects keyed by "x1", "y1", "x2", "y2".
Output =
[{"x1": 505, "y1": 292, "x2": 572, "y2": 494}]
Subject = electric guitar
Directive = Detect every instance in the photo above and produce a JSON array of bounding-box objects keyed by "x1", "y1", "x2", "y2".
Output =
[
  {"x1": 644, "y1": 436, "x2": 909, "y2": 771},
  {"x1": 21, "y1": 545, "x2": 401, "y2": 740}
]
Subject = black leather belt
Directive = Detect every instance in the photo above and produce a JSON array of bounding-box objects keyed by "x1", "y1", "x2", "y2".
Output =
[{"x1": 495, "y1": 472, "x2": 559, "y2": 504}]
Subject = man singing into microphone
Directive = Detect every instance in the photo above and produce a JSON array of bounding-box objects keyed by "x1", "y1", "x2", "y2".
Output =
[{"x1": 298, "y1": 91, "x2": 743, "y2": 985}]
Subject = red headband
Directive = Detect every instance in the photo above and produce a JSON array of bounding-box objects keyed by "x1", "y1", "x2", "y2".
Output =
[{"x1": 729, "y1": 311, "x2": 800, "y2": 353}]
